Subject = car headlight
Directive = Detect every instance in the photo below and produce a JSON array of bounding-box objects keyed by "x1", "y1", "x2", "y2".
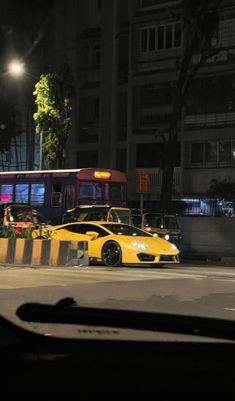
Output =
[
  {"x1": 153, "y1": 233, "x2": 158, "y2": 237},
  {"x1": 171, "y1": 243, "x2": 178, "y2": 251},
  {"x1": 164, "y1": 234, "x2": 170, "y2": 241},
  {"x1": 132, "y1": 241, "x2": 149, "y2": 250}
]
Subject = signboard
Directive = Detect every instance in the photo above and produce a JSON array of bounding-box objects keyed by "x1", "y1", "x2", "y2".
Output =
[{"x1": 138, "y1": 172, "x2": 149, "y2": 193}]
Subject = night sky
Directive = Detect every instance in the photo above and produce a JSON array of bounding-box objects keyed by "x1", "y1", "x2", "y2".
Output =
[{"x1": 0, "y1": 0, "x2": 52, "y2": 69}]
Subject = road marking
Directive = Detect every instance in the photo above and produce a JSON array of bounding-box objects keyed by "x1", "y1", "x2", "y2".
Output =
[
  {"x1": 224, "y1": 308, "x2": 235, "y2": 312},
  {"x1": 213, "y1": 278, "x2": 235, "y2": 282},
  {"x1": 0, "y1": 266, "x2": 205, "y2": 289}
]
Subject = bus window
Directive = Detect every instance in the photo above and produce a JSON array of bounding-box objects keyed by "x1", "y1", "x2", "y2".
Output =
[
  {"x1": 52, "y1": 183, "x2": 63, "y2": 206},
  {"x1": 65, "y1": 185, "x2": 75, "y2": 209},
  {"x1": 79, "y1": 183, "x2": 102, "y2": 202},
  {"x1": 0, "y1": 184, "x2": 13, "y2": 202},
  {"x1": 104, "y1": 183, "x2": 125, "y2": 202},
  {"x1": 15, "y1": 184, "x2": 29, "y2": 203},
  {"x1": 30, "y1": 184, "x2": 45, "y2": 206}
]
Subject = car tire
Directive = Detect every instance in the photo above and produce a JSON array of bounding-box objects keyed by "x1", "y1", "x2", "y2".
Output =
[{"x1": 101, "y1": 241, "x2": 122, "y2": 267}]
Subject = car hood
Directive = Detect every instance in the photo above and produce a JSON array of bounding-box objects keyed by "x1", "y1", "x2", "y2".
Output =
[{"x1": 116, "y1": 235, "x2": 179, "y2": 254}]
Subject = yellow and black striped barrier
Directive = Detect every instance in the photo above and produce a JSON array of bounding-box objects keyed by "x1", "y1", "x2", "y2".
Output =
[{"x1": 0, "y1": 238, "x2": 88, "y2": 267}]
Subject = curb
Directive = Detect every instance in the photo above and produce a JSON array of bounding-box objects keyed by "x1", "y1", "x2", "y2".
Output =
[{"x1": 0, "y1": 238, "x2": 88, "y2": 267}]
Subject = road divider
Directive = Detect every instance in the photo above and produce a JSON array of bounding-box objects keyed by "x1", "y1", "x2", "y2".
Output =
[{"x1": 0, "y1": 238, "x2": 88, "y2": 267}]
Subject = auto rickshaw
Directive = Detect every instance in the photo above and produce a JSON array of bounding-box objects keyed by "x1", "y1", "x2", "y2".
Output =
[
  {"x1": 0, "y1": 203, "x2": 51, "y2": 230},
  {"x1": 62, "y1": 205, "x2": 133, "y2": 225}
]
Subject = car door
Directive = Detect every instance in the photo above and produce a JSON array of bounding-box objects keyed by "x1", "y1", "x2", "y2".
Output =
[{"x1": 74, "y1": 223, "x2": 109, "y2": 258}]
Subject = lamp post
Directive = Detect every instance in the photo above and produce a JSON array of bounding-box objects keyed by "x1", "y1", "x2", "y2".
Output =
[{"x1": 6, "y1": 59, "x2": 36, "y2": 170}]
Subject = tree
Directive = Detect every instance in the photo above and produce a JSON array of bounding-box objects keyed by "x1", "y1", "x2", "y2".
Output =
[
  {"x1": 33, "y1": 65, "x2": 73, "y2": 169},
  {"x1": 208, "y1": 178, "x2": 235, "y2": 201},
  {"x1": 0, "y1": 96, "x2": 20, "y2": 150},
  {"x1": 160, "y1": 0, "x2": 222, "y2": 210}
]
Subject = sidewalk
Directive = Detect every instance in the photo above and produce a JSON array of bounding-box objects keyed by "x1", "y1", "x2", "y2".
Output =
[{"x1": 181, "y1": 253, "x2": 235, "y2": 267}]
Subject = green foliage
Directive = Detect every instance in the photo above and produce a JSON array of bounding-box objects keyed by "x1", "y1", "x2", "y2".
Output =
[
  {"x1": 33, "y1": 65, "x2": 73, "y2": 168},
  {"x1": 182, "y1": 0, "x2": 221, "y2": 55},
  {"x1": 0, "y1": 226, "x2": 53, "y2": 239},
  {"x1": 33, "y1": 228, "x2": 52, "y2": 239},
  {"x1": 0, "y1": 226, "x2": 34, "y2": 239},
  {"x1": 208, "y1": 179, "x2": 235, "y2": 201},
  {"x1": 160, "y1": 0, "x2": 221, "y2": 208}
]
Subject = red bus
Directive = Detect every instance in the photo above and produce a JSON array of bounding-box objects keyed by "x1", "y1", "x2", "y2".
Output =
[{"x1": 0, "y1": 168, "x2": 127, "y2": 224}]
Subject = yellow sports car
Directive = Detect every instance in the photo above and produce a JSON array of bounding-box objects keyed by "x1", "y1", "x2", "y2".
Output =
[{"x1": 33, "y1": 221, "x2": 180, "y2": 267}]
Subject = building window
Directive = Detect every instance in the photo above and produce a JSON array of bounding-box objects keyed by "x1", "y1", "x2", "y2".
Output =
[
  {"x1": 139, "y1": 85, "x2": 172, "y2": 108},
  {"x1": 149, "y1": 27, "x2": 156, "y2": 51},
  {"x1": 116, "y1": 149, "x2": 126, "y2": 171},
  {"x1": 174, "y1": 22, "x2": 182, "y2": 47},
  {"x1": 157, "y1": 26, "x2": 164, "y2": 49},
  {"x1": 140, "y1": 22, "x2": 182, "y2": 53},
  {"x1": 205, "y1": 142, "x2": 217, "y2": 163},
  {"x1": 140, "y1": 0, "x2": 178, "y2": 9},
  {"x1": 191, "y1": 143, "x2": 204, "y2": 164},
  {"x1": 77, "y1": 151, "x2": 98, "y2": 167},
  {"x1": 141, "y1": 28, "x2": 148, "y2": 52},
  {"x1": 141, "y1": 0, "x2": 159, "y2": 7},
  {"x1": 191, "y1": 141, "x2": 234, "y2": 166},
  {"x1": 93, "y1": 98, "x2": 99, "y2": 120},
  {"x1": 166, "y1": 24, "x2": 173, "y2": 48},
  {"x1": 94, "y1": 45, "x2": 101, "y2": 67},
  {"x1": 219, "y1": 142, "x2": 231, "y2": 163}
]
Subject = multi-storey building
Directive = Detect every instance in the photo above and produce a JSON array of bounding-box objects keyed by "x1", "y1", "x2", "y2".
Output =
[{"x1": 50, "y1": 0, "x2": 235, "y2": 213}]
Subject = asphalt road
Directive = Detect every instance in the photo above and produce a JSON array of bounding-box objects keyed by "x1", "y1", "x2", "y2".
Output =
[{"x1": 1, "y1": 262, "x2": 235, "y2": 329}]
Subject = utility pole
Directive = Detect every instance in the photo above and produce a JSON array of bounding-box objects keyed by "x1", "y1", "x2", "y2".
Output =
[{"x1": 126, "y1": 0, "x2": 133, "y2": 198}]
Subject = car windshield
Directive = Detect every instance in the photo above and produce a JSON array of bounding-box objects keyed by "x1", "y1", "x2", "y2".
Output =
[
  {"x1": 163, "y1": 216, "x2": 179, "y2": 229},
  {"x1": 143, "y1": 214, "x2": 179, "y2": 229},
  {"x1": 7, "y1": 206, "x2": 33, "y2": 222},
  {"x1": 144, "y1": 214, "x2": 162, "y2": 228},
  {"x1": 102, "y1": 223, "x2": 151, "y2": 236}
]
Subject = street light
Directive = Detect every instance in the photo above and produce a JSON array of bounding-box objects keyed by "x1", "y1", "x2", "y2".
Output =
[
  {"x1": 8, "y1": 60, "x2": 25, "y2": 77},
  {"x1": 6, "y1": 59, "x2": 35, "y2": 170}
]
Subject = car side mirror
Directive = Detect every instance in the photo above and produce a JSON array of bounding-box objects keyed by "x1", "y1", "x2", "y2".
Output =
[{"x1": 85, "y1": 231, "x2": 99, "y2": 240}]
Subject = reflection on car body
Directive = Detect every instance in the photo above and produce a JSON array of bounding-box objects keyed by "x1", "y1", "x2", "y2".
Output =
[{"x1": 33, "y1": 221, "x2": 180, "y2": 267}]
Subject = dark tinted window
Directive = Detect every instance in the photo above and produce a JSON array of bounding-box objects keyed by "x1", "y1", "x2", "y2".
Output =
[
  {"x1": 58, "y1": 223, "x2": 108, "y2": 237},
  {"x1": 57, "y1": 224, "x2": 79, "y2": 233},
  {"x1": 75, "y1": 224, "x2": 108, "y2": 237},
  {"x1": 102, "y1": 224, "x2": 151, "y2": 237}
]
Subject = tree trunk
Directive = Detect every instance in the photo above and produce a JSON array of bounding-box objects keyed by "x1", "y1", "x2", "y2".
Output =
[
  {"x1": 160, "y1": 112, "x2": 179, "y2": 210},
  {"x1": 160, "y1": 163, "x2": 175, "y2": 211}
]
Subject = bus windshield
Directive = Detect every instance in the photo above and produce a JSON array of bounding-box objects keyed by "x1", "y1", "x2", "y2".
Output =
[{"x1": 79, "y1": 182, "x2": 102, "y2": 202}]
